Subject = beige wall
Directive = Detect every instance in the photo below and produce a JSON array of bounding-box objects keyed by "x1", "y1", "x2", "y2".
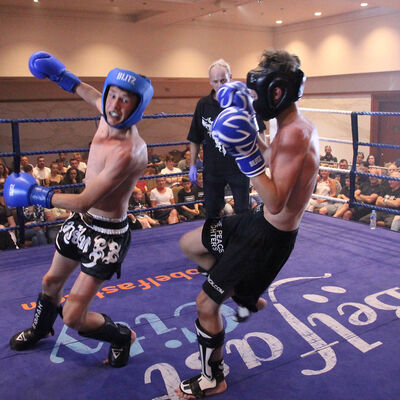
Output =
[
  {"x1": 1, "y1": 7, "x2": 400, "y2": 166},
  {"x1": 274, "y1": 9, "x2": 400, "y2": 76},
  {"x1": 1, "y1": 8, "x2": 400, "y2": 78},
  {"x1": 299, "y1": 95, "x2": 372, "y2": 163},
  {"x1": 0, "y1": 9, "x2": 272, "y2": 78}
]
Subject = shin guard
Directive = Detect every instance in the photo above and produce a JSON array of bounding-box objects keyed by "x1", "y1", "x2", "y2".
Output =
[
  {"x1": 10, "y1": 293, "x2": 59, "y2": 351},
  {"x1": 79, "y1": 314, "x2": 131, "y2": 368},
  {"x1": 179, "y1": 320, "x2": 225, "y2": 397},
  {"x1": 195, "y1": 319, "x2": 225, "y2": 383}
]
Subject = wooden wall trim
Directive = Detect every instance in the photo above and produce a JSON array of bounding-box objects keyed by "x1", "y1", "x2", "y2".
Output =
[
  {"x1": 0, "y1": 77, "x2": 212, "y2": 102},
  {"x1": 1, "y1": 70, "x2": 400, "y2": 102}
]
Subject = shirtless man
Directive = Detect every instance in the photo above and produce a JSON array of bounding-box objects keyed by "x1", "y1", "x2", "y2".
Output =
[
  {"x1": 176, "y1": 49, "x2": 319, "y2": 398},
  {"x1": 4, "y1": 51, "x2": 153, "y2": 367}
]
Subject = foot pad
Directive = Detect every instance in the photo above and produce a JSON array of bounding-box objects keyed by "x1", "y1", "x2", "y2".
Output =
[
  {"x1": 107, "y1": 324, "x2": 131, "y2": 368},
  {"x1": 180, "y1": 373, "x2": 217, "y2": 398},
  {"x1": 10, "y1": 327, "x2": 53, "y2": 351}
]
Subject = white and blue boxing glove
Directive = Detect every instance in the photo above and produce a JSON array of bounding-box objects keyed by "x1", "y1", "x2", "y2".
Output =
[
  {"x1": 211, "y1": 107, "x2": 266, "y2": 178},
  {"x1": 217, "y1": 81, "x2": 259, "y2": 132},
  {"x1": 29, "y1": 51, "x2": 81, "y2": 93},
  {"x1": 4, "y1": 173, "x2": 54, "y2": 209}
]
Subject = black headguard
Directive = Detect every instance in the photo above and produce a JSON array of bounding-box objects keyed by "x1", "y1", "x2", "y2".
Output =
[{"x1": 246, "y1": 66, "x2": 306, "y2": 121}]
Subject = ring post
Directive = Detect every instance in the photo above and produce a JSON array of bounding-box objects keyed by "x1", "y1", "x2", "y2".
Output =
[
  {"x1": 349, "y1": 112, "x2": 359, "y2": 209},
  {"x1": 11, "y1": 121, "x2": 25, "y2": 244}
]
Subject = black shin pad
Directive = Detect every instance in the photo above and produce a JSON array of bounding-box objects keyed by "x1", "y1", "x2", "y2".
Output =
[
  {"x1": 79, "y1": 314, "x2": 131, "y2": 368},
  {"x1": 180, "y1": 319, "x2": 225, "y2": 397},
  {"x1": 10, "y1": 293, "x2": 60, "y2": 351}
]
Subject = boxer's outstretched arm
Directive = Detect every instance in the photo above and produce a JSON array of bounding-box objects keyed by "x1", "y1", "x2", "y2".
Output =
[{"x1": 75, "y1": 82, "x2": 102, "y2": 113}]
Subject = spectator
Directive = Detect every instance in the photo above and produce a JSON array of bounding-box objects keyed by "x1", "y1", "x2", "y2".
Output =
[
  {"x1": 20, "y1": 156, "x2": 33, "y2": 172},
  {"x1": 320, "y1": 145, "x2": 338, "y2": 164},
  {"x1": 177, "y1": 177, "x2": 202, "y2": 221},
  {"x1": 23, "y1": 205, "x2": 47, "y2": 247},
  {"x1": 322, "y1": 175, "x2": 351, "y2": 217},
  {"x1": 22, "y1": 164, "x2": 38, "y2": 182},
  {"x1": 61, "y1": 167, "x2": 84, "y2": 194},
  {"x1": 72, "y1": 152, "x2": 87, "y2": 173},
  {"x1": 356, "y1": 161, "x2": 370, "y2": 187},
  {"x1": 58, "y1": 152, "x2": 69, "y2": 167},
  {"x1": 0, "y1": 162, "x2": 9, "y2": 184},
  {"x1": 147, "y1": 147, "x2": 164, "y2": 172},
  {"x1": 306, "y1": 166, "x2": 337, "y2": 213},
  {"x1": 55, "y1": 159, "x2": 67, "y2": 176},
  {"x1": 336, "y1": 158, "x2": 349, "y2": 187},
  {"x1": 0, "y1": 183, "x2": 18, "y2": 250},
  {"x1": 387, "y1": 163, "x2": 399, "y2": 175},
  {"x1": 391, "y1": 215, "x2": 400, "y2": 232},
  {"x1": 160, "y1": 154, "x2": 182, "y2": 188},
  {"x1": 177, "y1": 149, "x2": 191, "y2": 172},
  {"x1": 194, "y1": 173, "x2": 206, "y2": 218},
  {"x1": 359, "y1": 170, "x2": 400, "y2": 228},
  {"x1": 196, "y1": 146, "x2": 204, "y2": 170},
  {"x1": 33, "y1": 156, "x2": 51, "y2": 186},
  {"x1": 48, "y1": 162, "x2": 63, "y2": 186},
  {"x1": 339, "y1": 167, "x2": 386, "y2": 221},
  {"x1": 249, "y1": 185, "x2": 263, "y2": 210},
  {"x1": 150, "y1": 177, "x2": 179, "y2": 225},
  {"x1": 186, "y1": 58, "x2": 266, "y2": 218},
  {"x1": 67, "y1": 158, "x2": 85, "y2": 180},
  {"x1": 366, "y1": 154, "x2": 376, "y2": 167},
  {"x1": 128, "y1": 187, "x2": 159, "y2": 229},
  {"x1": 356, "y1": 152, "x2": 365, "y2": 165}
]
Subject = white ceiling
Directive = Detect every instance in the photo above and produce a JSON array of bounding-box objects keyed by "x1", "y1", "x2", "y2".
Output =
[{"x1": 2, "y1": 0, "x2": 400, "y2": 28}]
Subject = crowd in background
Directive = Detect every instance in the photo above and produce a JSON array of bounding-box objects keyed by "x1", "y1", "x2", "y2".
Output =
[{"x1": 1, "y1": 144, "x2": 399, "y2": 251}]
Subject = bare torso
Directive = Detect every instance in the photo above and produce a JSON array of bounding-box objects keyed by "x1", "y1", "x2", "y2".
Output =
[
  {"x1": 253, "y1": 106, "x2": 319, "y2": 231},
  {"x1": 85, "y1": 118, "x2": 148, "y2": 218}
]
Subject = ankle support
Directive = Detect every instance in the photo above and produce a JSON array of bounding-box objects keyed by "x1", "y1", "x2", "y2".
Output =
[
  {"x1": 32, "y1": 293, "x2": 59, "y2": 336},
  {"x1": 79, "y1": 314, "x2": 131, "y2": 346},
  {"x1": 195, "y1": 319, "x2": 225, "y2": 382}
]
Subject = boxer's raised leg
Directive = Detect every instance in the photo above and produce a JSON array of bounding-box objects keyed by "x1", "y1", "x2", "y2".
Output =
[{"x1": 179, "y1": 226, "x2": 216, "y2": 275}]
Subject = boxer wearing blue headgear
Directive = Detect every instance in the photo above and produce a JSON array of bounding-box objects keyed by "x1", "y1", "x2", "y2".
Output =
[
  {"x1": 7, "y1": 51, "x2": 153, "y2": 368},
  {"x1": 246, "y1": 49, "x2": 306, "y2": 121},
  {"x1": 102, "y1": 68, "x2": 154, "y2": 130}
]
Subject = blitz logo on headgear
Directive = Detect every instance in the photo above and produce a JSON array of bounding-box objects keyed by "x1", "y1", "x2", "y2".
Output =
[{"x1": 116, "y1": 72, "x2": 136, "y2": 87}]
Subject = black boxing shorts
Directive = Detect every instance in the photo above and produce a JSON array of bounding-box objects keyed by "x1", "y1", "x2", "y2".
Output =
[
  {"x1": 201, "y1": 205, "x2": 298, "y2": 312},
  {"x1": 55, "y1": 212, "x2": 131, "y2": 280}
]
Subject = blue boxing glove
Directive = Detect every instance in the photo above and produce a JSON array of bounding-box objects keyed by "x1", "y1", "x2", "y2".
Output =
[
  {"x1": 189, "y1": 165, "x2": 198, "y2": 185},
  {"x1": 29, "y1": 51, "x2": 81, "y2": 93},
  {"x1": 4, "y1": 173, "x2": 54, "y2": 209},
  {"x1": 212, "y1": 107, "x2": 266, "y2": 178},
  {"x1": 217, "y1": 81, "x2": 259, "y2": 132}
]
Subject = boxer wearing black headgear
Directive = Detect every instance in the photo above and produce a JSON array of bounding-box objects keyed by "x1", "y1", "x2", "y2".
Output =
[
  {"x1": 177, "y1": 49, "x2": 320, "y2": 399},
  {"x1": 246, "y1": 49, "x2": 306, "y2": 121}
]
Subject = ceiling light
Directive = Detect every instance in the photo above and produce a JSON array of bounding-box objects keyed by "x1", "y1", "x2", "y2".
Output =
[
  {"x1": 275, "y1": 20, "x2": 283, "y2": 24},
  {"x1": 314, "y1": 11, "x2": 322, "y2": 16},
  {"x1": 360, "y1": 2, "x2": 368, "y2": 6},
  {"x1": 33, "y1": 0, "x2": 39, "y2": 3}
]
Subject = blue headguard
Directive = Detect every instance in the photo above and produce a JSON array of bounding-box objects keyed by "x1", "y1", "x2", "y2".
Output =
[
  {"x1": 102, "y1": 68, "x2": 154, "y2": 129},
  {"x1": 246, "y1": 66, "x2": 305, "y2": 121}
]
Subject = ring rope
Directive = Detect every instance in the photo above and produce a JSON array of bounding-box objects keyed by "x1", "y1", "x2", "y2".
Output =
[
  {"x1": 0, "y1": 142, "x2": 191, "y2": 158},
  {"x1": 0, "y1": 113, "x2": 194, "y2": 124},
  {"x1": 300, "y1": 108, "x2": 400, "y2": 117}
]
